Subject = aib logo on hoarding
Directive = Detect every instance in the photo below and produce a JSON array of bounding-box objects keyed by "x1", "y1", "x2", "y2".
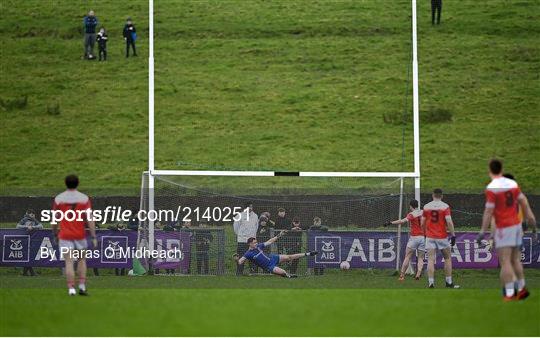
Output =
[
  {"x1": 521, "y1": 238, "x2": 532, "y2": 264},
  {"x1": 314, "y1": 236, "x2": 341, "y2": 264},
  {"x1": 2, "y1": 235, "x2": 30, "y2": 262},
  {"x1": 100, "y1": 236, "x2": 128, "y2": 263}
]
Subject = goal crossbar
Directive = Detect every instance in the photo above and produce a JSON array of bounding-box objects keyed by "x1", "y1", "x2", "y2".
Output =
[{"x1": 151, "y1": 170, "x2": 418, "y2": 178}]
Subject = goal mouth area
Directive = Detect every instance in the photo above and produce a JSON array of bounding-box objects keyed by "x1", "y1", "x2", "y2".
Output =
[
  {"x1": 140, "y1": 172, "x2": 417, "y2": 225},
  {"x1": 137, "y1": 172, "x2": 416, "y2": 276}
]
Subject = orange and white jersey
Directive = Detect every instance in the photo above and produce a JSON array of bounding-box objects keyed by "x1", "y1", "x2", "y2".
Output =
[
  {"x1": 423, "y1": 200, "x2": 451, "y2": 239},
  {"x1": 53, "y1": 189, "x2": 92, "y2": 240},
  {"x1": 406, "y1": 209, "x2": 424, "y2": 236},
  {"x1": 485, "y1": 176, "x2": 523, "y2": 229}
]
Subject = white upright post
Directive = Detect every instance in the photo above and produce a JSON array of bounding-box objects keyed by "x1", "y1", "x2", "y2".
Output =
[
  {"x1": 395, "y1": 177, "x2": 404, "y2": 271},
  {"x1": 412, "y1": 0, "x2": 421, "y2": 205},
  {"x1": 148, "y1": 0, "x2": 155, "y2": 252}
]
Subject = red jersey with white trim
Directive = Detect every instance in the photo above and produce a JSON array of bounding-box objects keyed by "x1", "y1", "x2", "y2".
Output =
[
  {"x1": 423, "y1": 200, "x2": 451, "y2": 239},
  {"x1": 406, "y1": 209, "x2": 424, "y2": 236},
  {"x1": 485, "y1": 176, "x2": 522, "y2": 229},
  {"x1": 53, "y1": 189, "x2": 92, "y2": 240}
]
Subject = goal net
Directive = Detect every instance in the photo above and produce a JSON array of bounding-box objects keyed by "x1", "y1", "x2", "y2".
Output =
[{"x1": 137, "y1": 172, "x2": 416, "y2": 275}]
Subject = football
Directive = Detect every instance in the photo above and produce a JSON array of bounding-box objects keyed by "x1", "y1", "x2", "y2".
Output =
[{"x1": 340, "y1": 261, "x2": 350, "y2": 270}]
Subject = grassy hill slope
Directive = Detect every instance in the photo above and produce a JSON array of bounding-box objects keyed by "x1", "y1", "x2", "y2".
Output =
[{"x1": 0, "y1": 0, "x2": 539, "y2": 193}]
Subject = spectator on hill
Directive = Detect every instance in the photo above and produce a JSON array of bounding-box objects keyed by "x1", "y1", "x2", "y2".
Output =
[
  {"x1": 96, "y1": 27, "x2": 108, "y2": 61},
  {"x1": 195, "y1": 223, "x2": 213, "y2": 275},
  {"x1": 83, "y1": 10, "x2": 99, "y2": 59},
  {"x1": 233, "y1": 201, "x2": 258, "y2": 275},
  {"x1": 17, "y1": 209, "x2": 42, "y2": 276},
  {"x1": 123, "y1": 17, "x2": 137, "y2": 58},
  {"x1": 309, "y1": 217, "x2": 328, "y2": 275},
  {"x1": 431, "y1": 0, "x2": 442, "y2": 25}
]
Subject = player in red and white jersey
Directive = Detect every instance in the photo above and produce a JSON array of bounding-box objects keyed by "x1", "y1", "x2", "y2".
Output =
[
  {"x1": 389, "y1": 199, "x2": 425, "y2": 281},
  {"x1": 421, "y1": 188, "x2": 459, "y2": 289},
  {"x1": 52, "y1": 175, "x2": 97, "y2": 296},
  {"x1": 477, "y1": 159, "x2": 536, "y2": 301}
]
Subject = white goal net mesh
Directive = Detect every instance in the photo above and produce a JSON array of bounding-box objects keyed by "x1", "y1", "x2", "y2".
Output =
[{"x1": 137, "y1": 173, "x2": 416, "y2": 275}]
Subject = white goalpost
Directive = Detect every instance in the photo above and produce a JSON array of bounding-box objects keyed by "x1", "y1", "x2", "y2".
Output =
[{"x1": 145, "y1": 0, "x2": 421, "y2": 271}]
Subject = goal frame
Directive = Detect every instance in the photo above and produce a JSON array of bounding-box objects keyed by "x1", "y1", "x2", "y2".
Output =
[{"x1": 146, "y1": 0, "x2": 422, "y2": 270}]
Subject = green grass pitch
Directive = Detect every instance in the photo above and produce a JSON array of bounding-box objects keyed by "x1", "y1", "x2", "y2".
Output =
[
  {"x1": 1, "y1": 270, "x2": 539, "y2": 336},
  {"x1": 1, "y1": 0, "x2": 539, "y2": 336}
]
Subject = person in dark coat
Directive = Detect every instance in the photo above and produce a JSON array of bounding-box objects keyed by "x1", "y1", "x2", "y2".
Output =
[
  {"x1": 431, "y1": 0, "x2": 442, "y2": 25},
  {"x1": 96, "y1": 27, "x2": 108, "y2": 61},
  {"x1": 273, "y1": 207, "x2": 291, "y2": 255},
  {"x1": 17, "y1": 209, "x2": 42, "y2": 276},
  {"x1": 256, "y1": 214, "x2": 272, "y2": 245},
  {"x1": 195, "y1": 223, "x2": 213, "y2": 275},
  {"x1": 288, "y1": 218, "x2": 304, "y2": 274},
  {"x1": 123, "y1": 17, "x2": 137, "y2": 57},
  {"x1": 309, "y1": 217, "x2": 328, "y2": 275}
]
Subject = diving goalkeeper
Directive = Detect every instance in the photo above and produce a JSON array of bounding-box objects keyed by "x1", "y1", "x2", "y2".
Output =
[{"x1": 234, "y1": 231, "x2": 317, "y2": 278}]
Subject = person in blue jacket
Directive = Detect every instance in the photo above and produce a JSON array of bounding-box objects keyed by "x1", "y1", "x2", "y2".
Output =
[{"x1": 83, "y1": 10, "x2": 98, "y2": 59}]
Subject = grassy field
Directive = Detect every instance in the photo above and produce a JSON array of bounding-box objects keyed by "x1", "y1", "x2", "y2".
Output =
[
  {"x1": 1, "y1": 270, "x2": 539, "y2": 336},
  {"x1": 1, "y1": 0, "x2": 539, "y2": 193},
  {"x1": 2, "y1": 2, "x2": 540, "y2": 337}
]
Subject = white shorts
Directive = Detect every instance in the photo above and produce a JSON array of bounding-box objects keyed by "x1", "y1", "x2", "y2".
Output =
[
  {"x1": 58, "y1": 239, "x2": 88, "y2": 251},
  {"x1": 407, "y1": 236, "x2": 426, "y2": 252},
  {"x1": 426, "y1": 237, "x2": 450, "y2": 251},
  {"x1": 494, "y1": 224, "x2": 523, "y2": 249}
]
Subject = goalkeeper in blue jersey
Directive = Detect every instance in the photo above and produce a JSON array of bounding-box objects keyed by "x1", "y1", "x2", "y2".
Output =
[{"x1": 234, "y1": 231, "x2": 317, "y2": 278}]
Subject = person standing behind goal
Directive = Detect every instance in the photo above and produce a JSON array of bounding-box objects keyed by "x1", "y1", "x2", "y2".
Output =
[
  {"x1": 233, "y1": 201, "x2": 258, "y2": 275},
  {"x1": 52, "y1": 175, "x2": 97, "y2": 296},
  {"x1": 421, "y1": 188, "x2": 459, "y2": 288}
]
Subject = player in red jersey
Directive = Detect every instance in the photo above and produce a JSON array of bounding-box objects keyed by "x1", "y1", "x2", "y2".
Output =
[
  {"x1": 477, "y1": 159, "x2": 537, "y2": 301},
  {"x1": 52, "y1": 175, "x2": 97, "y2": 296},
  {"x1": 421, "y1": 188, "x2": 459, "y2": 288},
  {"x1": 389, "y1": 199, "x2": 425, "y2": 281}
]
